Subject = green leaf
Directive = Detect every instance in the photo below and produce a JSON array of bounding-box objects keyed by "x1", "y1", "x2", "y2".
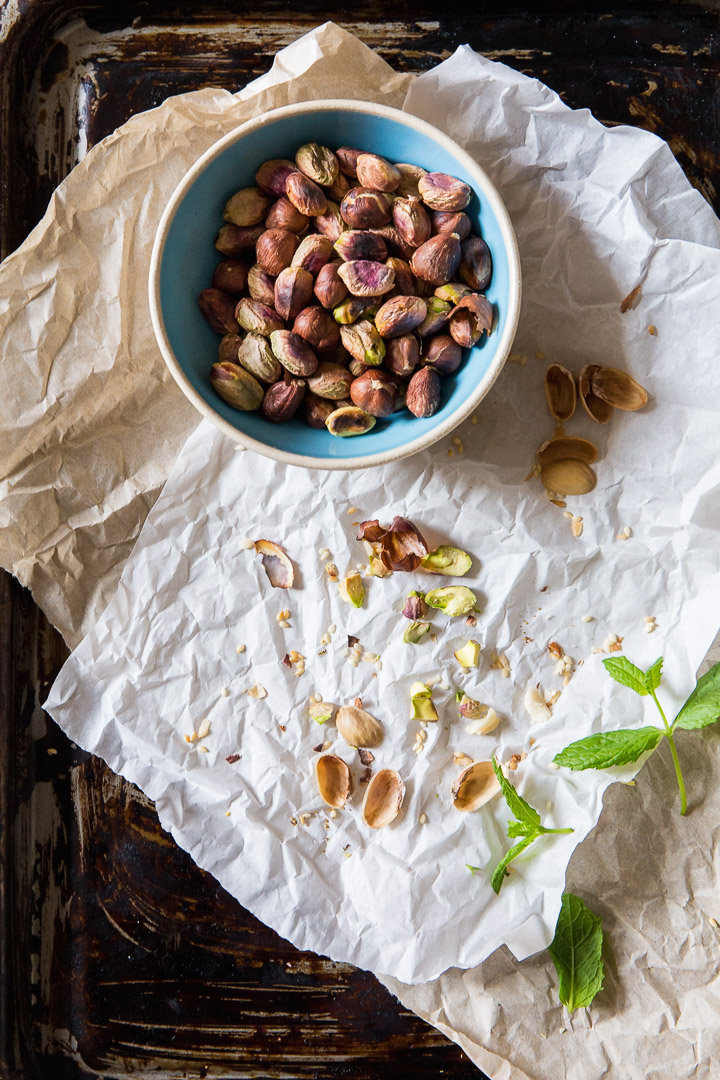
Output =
[
  {"x1": 674, "y1": 661, "x2": 720, "y2": 731},
  {"x1": 491, "y1": 835, "x2": 535, "y2": 894},
  {"x1": 491, "y1": 755, "x2": 541, "y2": 829},
  {"x1": 466, "y1": 864, "x2": 481, "y2": 875},
  {"x1": 549, "y1": 894, "x2": 604, "y2": 1012},
  {"x1": 507, "y1": 820, "x2": 536, "y2": 838},
  {"x1": 602, "y1": 656, "x2": 649, "y2": 695},
  {"x1": 644, "y1": 656, "x2": 664, "y2": 693},
  {"x1": 553, "y1": 727, "x2": 663, "y2": 770}
]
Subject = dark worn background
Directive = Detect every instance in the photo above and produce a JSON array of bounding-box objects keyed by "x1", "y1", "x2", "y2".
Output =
[{"x1": 1, "y1": 3, "x2": 718, "y2": 1077}]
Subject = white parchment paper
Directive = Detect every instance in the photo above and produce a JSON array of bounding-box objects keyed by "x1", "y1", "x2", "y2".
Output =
[{"x1": 44, "y1": 36, "x2": 720, "y2": 985}]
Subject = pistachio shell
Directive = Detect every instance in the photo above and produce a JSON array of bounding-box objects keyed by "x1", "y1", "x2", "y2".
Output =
[
  {"x1": 326, "y1": 405, "x2": 376, "y2": 437},
  {"x1": 540, "y1": 459, "x2": 598, "y2": 496},
  {"x1": 316, "y1": 754, "x2": 352, "y2": 809},
  {"x1": 536, "y1": 436, "x2": 598, "y2": 465},
  {"x1": 336, "y1": 704, "x2": 384, "y2": 747},
  {"x1": 544, "y1": 363, "x2": 577, "y2": 421},
  {"x1": 210, "y1": 362, "x2": 264, "y2": 411},
  {"x1": 448, "y1": 294, "x2": 494, "y2": 347},
  {"x1": 452, "y1": 760, "x2": 500, "y2": 812},
  {"x1": 361, "y1": 769, "x2": 405, "y2": 828},
  {"x1": 591, "y1": 367, "x2": 648, "y2": 411},
  {"x1": 579, "y1": 364, "x2": 614, "y2": 424},
  {"x1": 253, "y1": 539, "x2": 295, "y2": 587}
]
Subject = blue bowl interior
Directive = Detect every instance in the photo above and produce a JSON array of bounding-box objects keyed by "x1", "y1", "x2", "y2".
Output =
[{"x1": 160, "y1": 109, "x2": 512, "y2": 461}]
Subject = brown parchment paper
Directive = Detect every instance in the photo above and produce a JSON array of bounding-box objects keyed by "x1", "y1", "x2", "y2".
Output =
[{"x1": 1, "y1": 22, "x2": 718, "y2": 1077}]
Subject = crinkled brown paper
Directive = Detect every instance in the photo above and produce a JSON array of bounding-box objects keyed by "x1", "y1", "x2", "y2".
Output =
[{"x1": 1, "y1": 22, "x2": 718, "y2": 1078}]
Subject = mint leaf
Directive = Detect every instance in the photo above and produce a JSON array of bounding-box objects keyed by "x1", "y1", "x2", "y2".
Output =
[
  {"x1": 466, "y1": 864, "x2": 481, "y2": 875},
  {"x1": 549, "y1": 894, "x2": 604, "y2": 1012},
  {"x1": 491, "y1": 835, "x2": 535, "y2": 894},
  {"x1": 674, "y1": 661, "x2": 720, "y2": 731},
  {"x1": 491, "y1": 755, "x2": 541, "y2": 829},
  {"x1": 644, "y1": 656, "x2": 664, "y2": 693},
  {"x1": 553, "y1": 727, "x2": 663, "y2": 770},
  {"x1": 507, "y1": 820, "x2": 536, "y2": 838},
  {"x1": 602, "y1": 656, "x2": 649, "y2": 695}
]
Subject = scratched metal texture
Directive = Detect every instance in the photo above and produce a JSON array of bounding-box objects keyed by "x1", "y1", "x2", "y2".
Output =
[{"x1": 1, "y1": 3, "x2": 718, "y2": 1077}]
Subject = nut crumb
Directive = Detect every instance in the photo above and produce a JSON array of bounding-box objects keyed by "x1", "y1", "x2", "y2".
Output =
[
  {"x1": 571, "y1": 515, "x2": 584, "y2": 538},
  {"x1": 644, "y1": 615, "x2": 658, "y2": 634},
  {"x1": 236, "y1": 643, "x2": 246, "y2": 654},
  {"x1": 454, "y1": 752, "x2": 474, "y2": 768},
  {"x1": 197, "y1": 718, "x2": 211, "y2": 738},
  {"x1": 471, "y1": 414, "x2": 478, "y2": 424},
  {"x1": 329, "y1": 809, "x2": 338, "y2": 819},
  {"x1": 221, "y1": 688, "x2": 230, "y2": 698},
  {"x1": 248, "y1": 683, "x2": 267, "y2": 699},
  {"x1": 348, "y1": 506, "x2": 358, "y2": 515},
  {"x1": 47, "y1": 747, "x2": 58, "y2": 756},
  {"x1": 648, "y1": 324, "x2": 657, "y2": 336},
  {"x1": 290, "y1": 817, "x2": 298, "y2": 826},
  {"x1": 319, "y1": 548, "x2": 331, "y2": 560},
  {"x1": 617, "y1": 525, "x2": 633, "y2": 540},
  {"x1": 226, "y1": 810, "x2": 231, "y2": 817},
  {"x1": 535, "y1": 351, "x2": 545, "y2": 360},
  {"x1": 548, "y1": 641, "x2": 563, "y2": 660},
  {"x1": 581, "y1": 614, "x2": 593, "y2": 623},
  {"x1": 198, "y1": 745, "x2": 209, "y2": 754},
  {"x1": 419, "y1": 813, "x2": 428, "y2": 825},
  {"x1": 238, "y1": 537, "x2": 254, "y2": 550},
  {"x1": 546, "y1": 800, "x2": 554, "y2": 812},
  {"x1": 709, "y1": 917, "x2": 719, "y2": 928},
  {"x1": 447, "y1": 448, "x2": 454, "y2": 457},
  {"x1": 325, "y1": 563, "x2": 339, "y2": 581}
]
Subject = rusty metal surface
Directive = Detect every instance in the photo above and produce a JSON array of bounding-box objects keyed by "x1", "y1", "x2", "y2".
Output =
[{"x1": 1, "y1": 2, "x2": 719, "y2": 1077}]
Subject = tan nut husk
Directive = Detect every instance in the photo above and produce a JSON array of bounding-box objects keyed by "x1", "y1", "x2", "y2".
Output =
[
  {"x1": 540, "y1": 459, "x2": 597, "y2": 496},
  {"x1": 544, "y1": 364, "x2": 577, "y2": 421},
  {"x1": 361, "y1": 769, "x2": 405, "y2": 828},
  {"x1": 536, "y1": 436, "x2": 598, "y2": 465},
  {"x1": 452, "y1": 760, "x2": 501, "y2": 812},
  {"x1": 591, "y1": 367, "x2": 648, "y2": 411},
  {"x1": 579, "y1": 364, "x2": 614, "y2": 424},
  {"x1": 316, "y1": 754, "x2": 352, "y2": 809},
  {"x1": 254, "y1": 540, "x2": 295, "y2": 588},
  {"x1": 336, "y1": 705, "x2": 384, "y2": 748}
]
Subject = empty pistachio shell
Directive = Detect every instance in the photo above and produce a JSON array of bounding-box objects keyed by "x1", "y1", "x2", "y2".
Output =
[
  {"x1": 392, "y1": 196, "x2": 432, "y2": 247},
  {"x1": 540, "y1": 458, "x2": 598, "y2": 496},
  {"x1": 218, "y1": 333, "x2": 243, "y2": 364},
  {"x1": 326, "y1": 405, "x2": 376, "y2": 437},
  {"x1": 270, "y1": 330, "x2": 318, "y2": 377},
  {"x1": 395, "y1": 162, "x2": 427, "y2": 197},
  {"x1": 316, "y1": 754, "x2": 352, "y2": 809},
  {"x1": 340, "y1": 187, "x2": 392, "y2": 229},
  {"x1": 421, "y1": 545, "x2": 472, "y2": 576},
  {"x1": 215, "y1": 223, "x2": 265, "y2": 256},
  {"x1": 336, "y1": 146, "x2": 364, "y2": 177},
  {"x1": 212, "y1": 259, "x2": 249, "y2": 295},
  {"x1": 336, "y1": 704, "x2": 384, "y2": 747},
  {"x1": 247, "y1": 264, "x2": 277, "y2": 307},
  {"x1": 579, "y1": 364, "x2": 614, "y2": 424},
  {"x1": 210, "y1": 362, "x2": 264, "y2": 411},
  {"x1": 375, "y1": 295, "x2": 427, "y2": 338},
  {"x1": 411, "y1": 233, "x2": 461, "y2": 285},
  {"x1": 385, "y1": 333, "x2": 420, "y2": 377},
  {"x1": 459, "y1": 235, "x2": 493, "y2": 291},
  {"x1": 406, "y1": 366, "x2": 441, "y2": 417},
  {"x1": 314, "y1": 260, "x2": 348, "y2": 309},
  {"x1": 334, "y1": 230, "x2": 387, "y2": 263},
  {"x1": 417, "y1": 297, "x2": 451, "y2": 337},
  {"x1": 255, "y1": 158, "x2": 296, "y2": 197},
  {"x1": 591, "y1": 367, "x2": 648, "y2": 410},
  {"x1": 314, "y1": 200, "x2": 346, "y2": 242},
  {"x1": 544, "y1": 363, "x2": 577, "y2": 421},
  {"x1": 295, "y1": 143, "x2": 339, "y2": 187},
  {"x1": 265, "y1": 196, "x2": 310, "y2": 232},
  {"x1": 274, "y1": 266, "x2": 314, "y2": 321},
  {"x1": 223, "y1": 186, "x2": 272, "y2": 226},
  {"x1": 254, "y1": 539, "x2": 295, "y2": 588},
  {"x1": 235, "y1": 297, "x2": 284, "y2": 337},
  {"x1": 337, "y1": 260, "x2": 396, "y2": 298},
  {"x1": 307, "y1": 361, "x2": 354, "y2": 400},
  {"x1": 285, "y1": 171, "x2": 328, "y2": 217},
  {"x1": 350, "y1": 369, "x2": 398, "y2": 418},
  {"x1": 260, "y1": 377, "x2": 306, "y2": 423},
  {"x1": 432, "y1": 210, "x2": 471, "y2": 240},
  {"x1": 199, "y1": 289, "x2": 241, "y2": 335},
  {"x1": 536, "y1": 436, "x2": 598, "y2": 465},
  {"x1": 422, "y1": 334, "x2": 463, "y2": 374},
  {"x1": 452, "y1": 760, "x2": 500, "y2": 812},
  {"x1": 362, "y1": 769, "x2": 405, "y2": 829},
  {"x1": 419, "y1": 171, "x2": 472, "y2": 212},
  {"x1": 237, "y1": 333, "x2": 282, "y2": 383},
  {"x1": 356, "y1": 152, "x2": 401, "y2": 192},
  {"x1": 339, "y1": 320, "x2": 386, "y2": 366},
  {"x1": 449, "y1": 294, "x2": 494, "y2": 347}
]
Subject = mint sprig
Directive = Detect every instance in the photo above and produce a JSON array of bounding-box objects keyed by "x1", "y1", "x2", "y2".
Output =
[{"x1": 549, "y1": 894, "x2": 604, "y2": 1012}]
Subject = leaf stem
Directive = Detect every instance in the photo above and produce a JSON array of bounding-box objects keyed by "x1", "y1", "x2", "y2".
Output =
[
  {"x1": 650, "y1": 689, "x2": 687, "y2": 815},
  {"x1": 543, "y1": 827, "x2": 575, "y2": 835}
]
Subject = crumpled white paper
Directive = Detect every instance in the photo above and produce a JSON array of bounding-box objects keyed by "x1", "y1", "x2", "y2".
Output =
[{"x1": 45, "y1": 40, "x2": 720, "y2": 985}]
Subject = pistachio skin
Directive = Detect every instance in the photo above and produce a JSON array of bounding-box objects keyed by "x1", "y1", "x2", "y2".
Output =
[
  {"x1": 212, "y1": 259, "x2": 248, "y2": 295},
  {"x1": 340, "y1": 187, "x2": 392, "y2": 229},
  {"x1": 327, "y1": 171, "x2": 351, "y2": 202},
  {"x1": 234, "y1": 298, "x2": 284, "y2": 337},
  {"x1": 395, "y1": 162, "x2": 427, "y2": 198},
  {"x1": 355, "y1": 153, "x2": 401, "y2": 193},
  {"x1": 336, "y1": 146, "x2": 364, "y2": 177},
  {"x1": 314, "y1": 201, "x2": 345, "y2": 242},
  {"x1": 339, "y1": 320, "x2": 385, "y2": 367},
  {"x1": 215, "y1": 223, "x2": 264, "y2": 256},
  {"x1": 350, "y1": 369, "x2": 398, "y2": 418},
  {"x1": 422, "y1": 334, "x2": 463, "y2": 374},
  {"x1": 237, "y1": 333, "x2": 282, "y2": 383},
  {"x1": 295, "y1": 143, "x2": 339, "y2": 187},
  {"x1": 417, "y1": 296, "x2": 451, "y2": 337},
  {"x1": 337, "y1": 260, "x2": 396, "y2": 298},
  {"x1": 269, "y1": 329, "x2": 319, "y2": 377},
  {"x1": 265, "y1": 196, "x2": 309, "y2": 233},
  {"x1": 255, "y1": 228, "x2": 299, "y2": 276},
  {"x1": 406, "y1": 366, "x2": 441, "y2": 418},
  {"x1": 334, "y1": 230, "x2": 387, "y2": 263},
  {"x1": 375, "y1": 295, "x2": 427, "y2": 339},
  {"x1": 385, "y1": 333, "x2": 420, "y2": 378},
  {"x1": 274, "y1": 266, "x2": 314, "y2": 321},
  {"x1": 199, "y1": 289, "x2": 241, "y2": 335},
  {"x1": 418, "y1": 171, "x2": 472, "y2": 212},
  {"x1": 292, "y1": 306, "x2": 341, "y2": 352},
  {"x1": 261, "y1": 377, "x2": 306, "y2": 422},
  {"x1": 303, "y1": 391, "x2": 338, "y2": 428},
  {"x1": 247, "y1": 264, "x2": 277, "y2": 307},
  {"x1": 432, "y1": 210, "x2": 471, "y2": 240},
  {"x1": 223, "y1": 187, "x2": 272, "y2": 227},
  {"x1": 448, "y1": 294, "x2": 494, "y2": 347},
  {"x1": 314, "y1": 261, "x2": 348, "y2": 309},
  {"x1": 410, "y1": 233, "x2": 461, "y2": 285},
  {"x1": 255, "y1": 158, "x2": 296, "y2": 197},
  {"x1": 291, "y1": 234, "x2": 334, "y2": 275},
  {"x1": 210, "y1": 362, "x2": 264, "y2": 411},
  {"x1": 218, "y1": 333, "x2": 243, "y2": 364},
  {"x1": 392, "y1": 196, "x2": 432, "y2": 247},
  {"x1": 385, "y1": 256, "x2": 416, "y2": 296},
  {"x1": 307, "y1": 362, "x2": 354, "y2": 400},
  {"x1": 459, "y1": 235, "x2": 493, "y2": 291},
  {"x1": 285, "y1": 171, "x2": 328, "y2": 217}
]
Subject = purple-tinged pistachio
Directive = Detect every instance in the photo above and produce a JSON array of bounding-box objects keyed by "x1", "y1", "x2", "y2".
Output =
[
  {"x1": 370, "y1": 225, "x2": 414, "y2": 261},
  {"x1": 293, "y1": 306, "x2": 340, "y2": 352},
  {"x1": 395, "y1": 162, "x2": 427, "y2": 198},
  {"x1": 348, "y1": 358, "x2": 369, "y2": 378},
  {"x1": 337, "y1": 260, "x2": 395, "y2": 298},
  {"x1": 307, "y1": 362, "x2": 354, "y2": 400},
  {"x1": 402, "y1": 591, "x2": 428, "y2": 620},
  {"x1": 339, "y1": 320, "x2": 385, "y2": 367},
  {"x1": 270, "y1": 329, "x2": 319, "y2": 377},
  {"x1": 350, "y1": 369, "x2": 398, "y2": 418},
  {"x1": 336, "y1": 146, "x2": 364, "y2": 177},
  {"x1": 223, "y1": 186, "x2": 272, "y2": 227},
  {"x1": 295, "y1": 143, "x2": 339, "y2": 187},
  {"x1": 422, "y1": 334, "x2": 463, "y2": 374},
  {"x1": 314, "y1": 200, "x2": 345, "y2": 242},
  {"x1": 199, "y1": 288, "x2": 241, "y2": 335},
  {"x1": 406, "y1": 366, "x2": 441, "y2": 418},
  {"x1": 285, "y1": 171, "x2": 328, "y2": 217},
  {"x1": 255, "y1": 228, "x2": 299, "y2": 276},
  {"x1": 332, "y1": 296, "x2": 376, "y2": 325},
  {"x1": 459, "y1": 235, "x2": 493, "y2": 291},
  {"x1": 314, "y1": 261, "x2": 348, "y2": 309},
  {"x1": 237, "y1": 332, "x2": 282, "y2": 382},
  {"x1": 326, "y1": 405, "x2": 376, "y2": 437},
  {"x1": 385, "y1": 333, "x2": 420, "y2": 378},
  {"x1": 356, "y1": 153, "x2": 401, "y2": 193},
  {"x1": 432, "y1": 210, "x2": 471, "y2": 240},
  {"x1": 255, "y1": 158, "x2": 296, "y2": 197},
  {"x1": 265, "y1": 196, "x2": 309, "y2": 233},
  {"x1": 234, "y1": 297, "x2": 284, "y2": 337},
  {"x1": 261, "y1": 376, "x2": 306, "y2": 422},
  {"x1": 411, "y1": 233, "x2": 461, "y2": 285},
  {"x1": 274, "y1": 266, "x2": 314, "y2": 321},
  {"x1": 327, "y1": 170, "x2": 351, "y2": 202},
  {"x1": 334, "y1": 230, "x2": 387, "y2": 263},
  {"x1": 392, "y1": 196, "x2": 432, "y2": 247},
  {"x1": 254, "y1": 538, "x2": 295, "y2": 587},
  {"x1": 303, "y1": 391, "x2": 338, "y2": 429},
  {"x1": 385, "y1": 256, "x2": 416, "y2": 296},
  {"x1": 210, "y1": 362, "x2": 264, "y2": 411},
  {"x1": 375, "y1": 295, "x2": 427, "y2": 339},
  {"x1": 448, "y1": 294, "x2": 494, "y2": 347},
  {"x1": 212, "y1": 258, "x2": 248, "y2": 295},
  {"x1": 418, "y1": 171, "x2": 472, "y2": 212},
  {"x1": 247, "y1": 264, "x2": 276, "y2": 307},
  {"x1": 291, "y1": 234, "x2": 334, "y2": 275},
  {"x1": 417, "y1": 296, "x2": 452, "y2": 337},
  {"x1": 218, "y1": 334, "x2": 243, "y2": 364},
  {"x1": 340, "y1": 187, "x2": 392, "y2": 229},
  {"x1": 215, "y1": 223, "x2": 264, "y2": 256},
  {"x1": 435, "y1": 282, "x2": 473, "y2": 304}
]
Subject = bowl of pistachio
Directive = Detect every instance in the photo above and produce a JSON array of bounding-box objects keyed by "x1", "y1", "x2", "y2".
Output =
[{"x1": 149, "y1": 100, "x2": 521, "y2": 469}]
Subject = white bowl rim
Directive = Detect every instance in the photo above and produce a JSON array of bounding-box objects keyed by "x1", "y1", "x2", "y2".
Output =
[{"x1": 149, "y1": 98, "x2": 522, "y2": 471}]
